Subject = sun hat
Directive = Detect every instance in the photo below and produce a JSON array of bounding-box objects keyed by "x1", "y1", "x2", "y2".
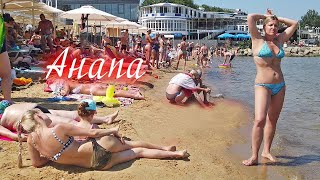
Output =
[{"x1": 81, "y1": 99, "x2": 96, "y2": 111}]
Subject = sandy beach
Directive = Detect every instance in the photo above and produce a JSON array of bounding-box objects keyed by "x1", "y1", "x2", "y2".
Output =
[{"x1": 1, "y1": 66, "x2": 280, "y2": 180}]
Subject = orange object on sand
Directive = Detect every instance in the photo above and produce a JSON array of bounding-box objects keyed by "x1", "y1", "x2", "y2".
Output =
[{"x1": 13, "y1": 77, "x2": 32, "y2": 86}]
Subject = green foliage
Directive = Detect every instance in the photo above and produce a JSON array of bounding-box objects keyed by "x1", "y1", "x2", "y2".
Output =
[
  {"x1": 237, "y1": 40, "x2": 251, "y2": 49},
  {"x1": 201, "y1": 4, "x2": 233, "y2": 13},
  {"x1": 142, "y1": 0, "x2": 198, "y2": 9},
  {"x1": 141, "y1": 0, "x2": 231, "y2": 13},
  {"x1": 300, "y1": 9, "x2": 320, "y2": 28}
]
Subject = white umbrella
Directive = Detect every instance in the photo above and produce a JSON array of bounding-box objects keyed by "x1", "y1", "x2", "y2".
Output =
[
  {"x1": 59, "y1": 5, "x2": 118, "y2": 21},
  {"x1": 131, "y1": 26, "x2": 148, "y2": 34},
  {"x1": 60, "y1": 5, "x2": 123, "y2": 42},
  {"x1": 105, "y1": 20, "x2": 141, "y2": 29}
]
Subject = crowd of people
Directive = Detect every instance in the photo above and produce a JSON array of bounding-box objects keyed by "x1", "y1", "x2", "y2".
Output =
[{"x1": 0, "y1": 8, "x2": 298, "y2": 172}]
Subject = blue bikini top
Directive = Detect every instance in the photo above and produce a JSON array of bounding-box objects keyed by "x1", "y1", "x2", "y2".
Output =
[{"x1": 258, "y1": 41, "x2": 285, "y2": 59}]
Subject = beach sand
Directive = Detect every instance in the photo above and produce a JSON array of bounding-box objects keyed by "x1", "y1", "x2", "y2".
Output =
[{"x1": 0, "y1": 67, "x2": 279, "y2": 179}]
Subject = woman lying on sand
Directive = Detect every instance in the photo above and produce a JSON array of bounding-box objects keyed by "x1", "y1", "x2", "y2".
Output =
[
  {"x1": 0, "y1": 101, "x2": 118, "y2": 141},
  {"x1": 17, "y1": 109, "x2": 190, "y2": 169},
  {"x1": 47, "y1": 79, "x2": 145, "y2": 100}
]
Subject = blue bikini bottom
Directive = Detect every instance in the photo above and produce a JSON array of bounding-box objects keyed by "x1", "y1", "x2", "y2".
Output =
[{"x1": 255, "y1": 82, "x2": 285, "y2": 96}]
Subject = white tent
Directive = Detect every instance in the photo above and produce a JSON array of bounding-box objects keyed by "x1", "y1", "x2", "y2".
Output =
[
  {"x1": 1, "y1": 1, "x2": 64, "y2": 26},
  {"x1": 59, "y1": 5, "x2": 120, "y2": 21}
]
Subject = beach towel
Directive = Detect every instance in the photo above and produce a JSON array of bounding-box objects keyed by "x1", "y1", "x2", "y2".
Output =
[
  {"x1": 0, "y1": 135, "x2": 14, "y2": 141},
  {"x1": 169, "y1": 73, "x2": 196, "y2": 90}
]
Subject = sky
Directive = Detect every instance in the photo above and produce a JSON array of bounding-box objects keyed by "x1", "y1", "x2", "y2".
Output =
[{"x1": 194, "y1": 0, "x2": 320, "y2": 20}]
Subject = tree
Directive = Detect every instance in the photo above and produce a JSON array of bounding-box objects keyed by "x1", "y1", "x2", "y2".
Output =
[
  {"x1": 141, "y1": 0, "x2": 197, "y2": 9},
  {"x1": 300, "y1": 9, "x2": 320, "y2": 28},
  {"x1": 141, "y1": 0, "x2": 230, "y2": 12},
  {"x1": 201, "y1": 4, "x2": 233, "y2": 13}
]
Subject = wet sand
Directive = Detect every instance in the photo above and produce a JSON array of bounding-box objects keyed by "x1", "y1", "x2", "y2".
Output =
[{"x1": 0, "y1": 66, "x2": 294, "y2": 179}]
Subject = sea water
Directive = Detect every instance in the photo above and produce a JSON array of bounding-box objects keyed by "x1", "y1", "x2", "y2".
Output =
[{"x1": 204, "y1": 56, "x2": 320, "y2": 179}]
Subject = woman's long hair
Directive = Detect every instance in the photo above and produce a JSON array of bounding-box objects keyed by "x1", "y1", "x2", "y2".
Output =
[{"x1": 17, "y1": 110, "x2": 39, "y2": 168}]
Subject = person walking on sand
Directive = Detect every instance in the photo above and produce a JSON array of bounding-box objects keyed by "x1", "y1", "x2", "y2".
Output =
[
  {"x1": 145, "y1": 29, "x2": 153, "y2": 69},
  {"x1": 176, "y1": 36, "x2": 187, "y2": 71},
  {"x1": 243, "y1": 9, "x2": 298, "y2": 166}
]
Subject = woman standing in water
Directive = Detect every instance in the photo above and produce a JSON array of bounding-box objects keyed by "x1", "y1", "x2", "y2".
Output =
[{"x1": 243, "y1": 9, "x2": 298, "y2": 166}]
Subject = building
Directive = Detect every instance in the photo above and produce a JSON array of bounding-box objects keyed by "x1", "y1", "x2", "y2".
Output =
[
  {"x1": 56, "y1": 0, "x2": 140, "y2": 22},
  {"x1": 139, "y1": 3, "x2": 247, "y2": 39}
]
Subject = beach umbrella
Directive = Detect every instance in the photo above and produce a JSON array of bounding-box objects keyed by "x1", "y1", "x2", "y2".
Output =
[
  {"x1": 59, "y1": 5, "x2": 119, "y2": 21},
  {"x1": 245, "y1": 34, "x2": 251, "y2": 39},
  {"x1": 2, "y1": 1, "x2": 64, "y2": 26},
  {"x1": 217, "y1": 33, "x2": 235, "y2": 39},
  {"x1": 60, "y1": 5, "x2": 124, "y2": 41},
  {"x1": 235, "y1": 33, "x2": 247, "y2": 39}
]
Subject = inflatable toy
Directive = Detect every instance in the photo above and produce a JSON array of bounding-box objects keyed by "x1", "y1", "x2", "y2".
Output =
[
  {"x1": 93, "y1": 85, "x2": 121, "y2": 107},
  {"x1": 218, "y1": 63, "x2": 231, "y2": 68}
]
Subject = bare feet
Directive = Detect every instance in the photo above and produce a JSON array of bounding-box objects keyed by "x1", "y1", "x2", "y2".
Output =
[
  {"x1": 104, "y1": 110, "x2": 119, "y2": 124},
  {"x1": 134, "y1": 92, "x2": 145, "y2": 100},
  {"x1": 242, "y1": 156, "x2": 258, "y2": 166},
  {"x1": 164, "y1": 145, "x2": 176, "y2": 151},
  {"x1": 261, "y1": 152, "x2": 277, "y2": 162},
  {"x1": 177, "y1": 150, "x2": 190, "y2": 158}
]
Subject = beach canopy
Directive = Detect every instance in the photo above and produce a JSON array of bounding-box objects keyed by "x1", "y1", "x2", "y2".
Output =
[
  {"x1": 235, "y1": 33, "x2": 251, "y2": 39},
  {"x1": 59, "y1": 5, "x2": 121, "y2": 22},
  {"x1": 1, "y1": 1, "x2": 64, "y2": 25},
  {"x1": 105, "y1": 20, "x2": 143, "y2": 29},
  {"x1": 217, "y1": 33, "x2": 235, "y2": 39}
]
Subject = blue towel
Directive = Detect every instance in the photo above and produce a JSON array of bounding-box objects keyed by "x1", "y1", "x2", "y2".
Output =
[{"x1": 47, "y1": 96, "x2": 74, "y2": 102}]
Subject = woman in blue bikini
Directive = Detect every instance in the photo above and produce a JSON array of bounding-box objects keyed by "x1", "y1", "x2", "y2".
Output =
[{"x1": 243, "y1": 9, "x2": 298, "y2": 166}]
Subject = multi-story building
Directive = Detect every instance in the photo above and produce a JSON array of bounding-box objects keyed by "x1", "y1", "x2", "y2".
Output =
[
  {"x1": 139, "y1": 3, "x2": 247, "y2": 39},
  {"x1": 57, "y1": 0, "x2": 140, "y2": 22}
]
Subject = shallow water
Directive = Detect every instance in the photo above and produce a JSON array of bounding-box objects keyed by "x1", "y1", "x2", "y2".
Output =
[{"x1": 204, "y1": 56, "x2": 320, "y2": 179}]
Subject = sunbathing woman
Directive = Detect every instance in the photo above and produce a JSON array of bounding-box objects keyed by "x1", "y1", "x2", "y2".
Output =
[
  {"x1": 0, "y1": 100, "x2": 118, "y2": 141},
  {"x1": 48, "y1": 79, "x2": 145, "y2": 100},
  {"x1": 18, "y1": 109, "x2": 190, "y2": 169}
]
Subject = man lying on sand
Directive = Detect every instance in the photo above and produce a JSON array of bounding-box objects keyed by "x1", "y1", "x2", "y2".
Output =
[
  {"x1": 165, "y1": 69, "x2": 211, "y2": 108},
  {"x1": 0, "y1": 100, "x2": 118, "y2": 141}
]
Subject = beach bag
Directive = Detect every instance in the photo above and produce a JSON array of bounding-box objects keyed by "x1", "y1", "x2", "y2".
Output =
[{"x1": 0, "y1": 16, "x2": 6, "y2": 50}]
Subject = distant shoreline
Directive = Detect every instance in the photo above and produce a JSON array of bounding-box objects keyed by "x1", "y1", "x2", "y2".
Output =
[{"x1": 237, "y1": 46, "x2": 320, "y2": 57}]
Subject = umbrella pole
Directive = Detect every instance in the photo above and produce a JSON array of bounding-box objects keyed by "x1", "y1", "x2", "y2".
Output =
[
  {"x1": 100, "y1": 21, "x2": 102, "y2": 47},
  {"x1": 32, "y1": 0, "x2": 35, "y2": 27},
  {"x1": 112, "y1": 24, "x2": 114, "y2": 46},
  {"x1": 86, "y1": 14, "x2": 89, "y2": 42}
]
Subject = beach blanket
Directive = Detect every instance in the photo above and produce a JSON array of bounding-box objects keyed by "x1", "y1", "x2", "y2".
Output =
[
  {"x1": 66, "y1": 94, "x2": 134, "y2": 107},
  {"x1": 169, "y1": 73, "x2": 196, "y2": 90},
  {"x1": 0, "y1": 135, "x2": 14, "y2": 141}
]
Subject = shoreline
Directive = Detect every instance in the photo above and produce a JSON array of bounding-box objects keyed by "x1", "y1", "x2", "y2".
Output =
[
  {"x1": 237, "y1": 46, "x2": 320, "y2": 57},
  {"x1": 0, "y1": 64, "x2": 294, "y2": 179}
]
